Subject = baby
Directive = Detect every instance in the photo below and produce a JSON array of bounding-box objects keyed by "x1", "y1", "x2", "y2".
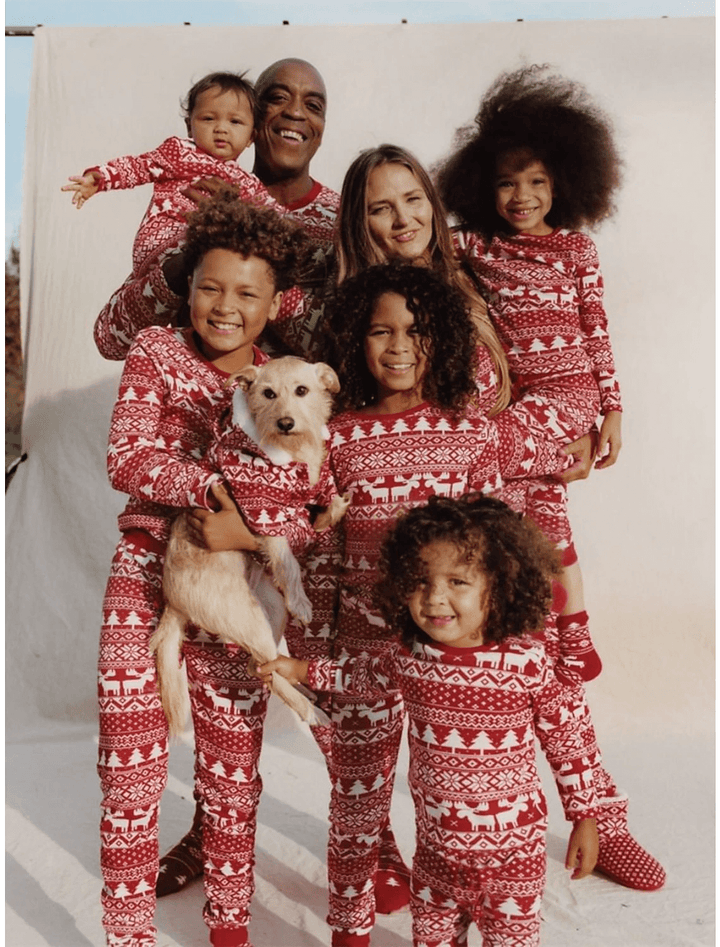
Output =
[{"x1": 62, "y1": 71, "x2": 280, "y2": 275}]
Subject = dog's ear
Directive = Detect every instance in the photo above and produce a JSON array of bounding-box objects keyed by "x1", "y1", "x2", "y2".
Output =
[
  {"x1": 314, "y1": 362, "x2": 340, "y2": 394},
  {"x1": 227, "y1": 365, "x2": 260, "y2": 391}
]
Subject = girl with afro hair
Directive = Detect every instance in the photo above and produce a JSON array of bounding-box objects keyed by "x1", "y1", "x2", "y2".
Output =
[
  {"x1": 272, "y1": 262, "x2": 570, "y2": 947},
  {"x1": 438, "y1": 65, "x2": 665, "y2": 894},
  {"x1": 258, "y1": 494, "x2": 601, "y2": 947}
]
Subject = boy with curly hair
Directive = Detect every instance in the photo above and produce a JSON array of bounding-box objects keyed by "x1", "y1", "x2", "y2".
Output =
[{"x1": 97, "y1": 191, "x2": 310, "y2": 947}]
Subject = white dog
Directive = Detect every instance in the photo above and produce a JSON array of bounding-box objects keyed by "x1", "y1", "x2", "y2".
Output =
[{"x1": 150, "y1": 357, "x2": 348, "y2": 735}]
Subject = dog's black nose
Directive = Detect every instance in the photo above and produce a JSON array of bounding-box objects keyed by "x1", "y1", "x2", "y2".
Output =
[{"x1": 277, "y1": 417, "x2": 295, "y2": 433}]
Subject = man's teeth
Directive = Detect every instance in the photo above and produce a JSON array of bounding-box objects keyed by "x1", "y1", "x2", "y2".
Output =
[{"x1": 280, "y1": 130, "x2": 304, "y2": 142}]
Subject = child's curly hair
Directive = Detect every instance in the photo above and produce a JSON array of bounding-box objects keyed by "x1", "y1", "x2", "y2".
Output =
[
  {"x1": 324, "y1": 262, "x2": 479, "y2": 414},
  {"x1": 183, "y1": 188, "x2": 312, "y2": 291},
  {"x1": 376, "y1": 494, "x2": 560, "y2": 649},
  {"x1": 437, "y1": 65, "x2": 623, "y2": 236},
  {"x1": 182, "y1": 71, "x2": 256, "y2": 134}
]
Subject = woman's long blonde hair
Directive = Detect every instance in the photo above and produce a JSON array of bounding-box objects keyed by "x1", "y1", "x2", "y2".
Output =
[{"x1": 336, "y1": 144, "x2": 511, "y2": 414}]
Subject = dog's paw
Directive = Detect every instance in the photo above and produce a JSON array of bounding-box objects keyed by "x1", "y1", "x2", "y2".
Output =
[{"x1": 287, "y1": 591, "x2": 313, "y2": 626}]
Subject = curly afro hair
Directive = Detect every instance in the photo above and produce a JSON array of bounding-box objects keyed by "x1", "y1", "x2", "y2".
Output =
[
  {"x1": 324, "y1": 262, "x2": 479, "y2": 415},
  {"x1": 182, "y1": 187, "x2": 313, "y2": 292},
  {"x1": 437, "y1": 65, "x2": 623, "y2": 237},
  {"x1": 375, "y1": 493, "x2": 560, "y2": 649}
]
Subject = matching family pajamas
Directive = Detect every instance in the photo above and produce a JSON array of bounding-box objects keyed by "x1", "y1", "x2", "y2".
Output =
[
  {"x1": 87, "y1": 136, "x2": 281, "y2": 276},
  {"x1": 99, "y1": 326, "x2": 276, "y2": 946},
  {"x1": 456, "y1": 228, "x2": 622, "y2": 549},
  {"x1": 300, "y1": 387, "x2": 569, "y2": 941},
  {"x1": 308, "y1": 638, "x2": 600, "y2": 947}
]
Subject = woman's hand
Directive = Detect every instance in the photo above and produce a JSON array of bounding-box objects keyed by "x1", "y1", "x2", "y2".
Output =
[
  {"x1": 61, "y1": 172, "x2": 101, "y2": 209},
  {"x1": 560, "y1": 432, "x2": 597, "y2": 482},
  {"x1": 595, "y1": 411, "x2": 622, "y2": 469},
  {"x1": 565, "y1": 818, "x2": 599, "y2": 880},
  {"x1": 187, "y1": 484, "x2": 259, "y2": 552}
]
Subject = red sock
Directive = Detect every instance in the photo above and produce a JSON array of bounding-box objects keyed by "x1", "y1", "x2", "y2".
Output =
[
  {"x1": 209, "y1": 927, "x2": 249, "y2": 947},
  {"x1": 556, "y1": 610, "x2": 602, "y2": 682}
]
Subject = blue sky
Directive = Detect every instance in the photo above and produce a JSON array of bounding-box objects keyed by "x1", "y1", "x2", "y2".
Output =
[{"x1": 4, "y1": 0, "x2": 714, "y2": 252}]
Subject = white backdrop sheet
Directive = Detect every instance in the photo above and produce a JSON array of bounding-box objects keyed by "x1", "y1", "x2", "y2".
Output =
[{"x1": 6, "y1": 18, "x2": 715, "y2": 947}]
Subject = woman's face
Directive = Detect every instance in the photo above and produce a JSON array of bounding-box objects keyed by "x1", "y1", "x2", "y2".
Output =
[{"x1": 365, "y1": 163, "x2": 434, "y2": 264}]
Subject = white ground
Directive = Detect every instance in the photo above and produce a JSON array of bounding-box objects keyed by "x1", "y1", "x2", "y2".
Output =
[{"x1": 6, "y1": 688, "x2": 714, "y2": 947}]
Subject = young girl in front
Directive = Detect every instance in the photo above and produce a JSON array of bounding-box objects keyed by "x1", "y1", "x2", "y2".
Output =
[
  {"x1": 260, "y1": 493, "x2": 600, "y2": 947},
  {"x1": 281, "y1": 262, "x2": 570, "y2": 947},
  {"x1": 63, "y1": 72, "x2": 280, "y2": 277},
  {"x1": 97, "y1": 191, "x2": 310, "y2": 947},
  {"x1": 438, "y1": 65, "x2": 624, "y2": 690}
]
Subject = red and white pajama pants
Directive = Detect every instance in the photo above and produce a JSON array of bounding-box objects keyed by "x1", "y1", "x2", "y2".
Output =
[
  {"x1": 411, "y1": 823, "x2": 546, "y2": 947},
  {"x1": 500, "y1": 373, "x2": 601, "y2": 549},
  {"x1": 97, "y1": 532, "x2": 268, "y2": 946},
  {"x1": 326, "y1": 689, "x2": 406, "y2": 936}
]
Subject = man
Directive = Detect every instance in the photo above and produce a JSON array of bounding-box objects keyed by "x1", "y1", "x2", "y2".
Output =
[{"x1": 93, "y1": 59, "x2": 338, "y2": 361}]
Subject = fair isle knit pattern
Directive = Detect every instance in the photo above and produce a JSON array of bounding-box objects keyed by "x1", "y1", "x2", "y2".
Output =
[
  {"x1": 458, "y1": 228, "x2": 622, "y2": 418},
  {"x1": 274, "y1": 182, "x2": 340, "y2": 359},
  {"x1": 309, "y1": 639, "x2": 599, "y2": 946},
  {"x1": 292, "y1": 400, "x2": 571, "y2": 937},
  {"x1": 88, "y1": 137, "x2": 281, "y2": 275},
  {"x1": 107, "y1": 326, "x2": 267, "y2": 544},
  {"x1": 92, "y1": 179, "x2": 334, "y2": 362},
  {"x1": 205, "y1": 406, "x2": 338, "y2": 557}
]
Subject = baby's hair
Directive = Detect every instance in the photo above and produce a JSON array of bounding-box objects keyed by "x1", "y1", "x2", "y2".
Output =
[
  {"x1": 182, "y1": 71, "x2": 256, "y2": 134},
  {"x1": 376, "y1": 494, "x2": 560, "y2": 648},
  {"x1": 325, "y1": 262, "x2": 479, "y2": 415},
  {"x1": 437, "y1": 64, "x2": 623, "y2": 237},
  {"x1": 183, "y1": 188, "x2": 312, "y2": 292}
]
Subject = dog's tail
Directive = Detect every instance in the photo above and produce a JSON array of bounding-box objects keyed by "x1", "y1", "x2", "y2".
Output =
[
  {"x1": 149, "y1": 606, "x2": 190, "y2": 738},
  {"x1": 269, "y1": 672, "x2": 331, "y2": 727}
]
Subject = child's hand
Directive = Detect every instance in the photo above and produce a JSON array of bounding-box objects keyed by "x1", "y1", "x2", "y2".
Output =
[
  {"x1": 565, "y1": 818, "x2": 599, "y2": 880},
  {"x1": 595, "y1": 411, "x2": 622, "y2": 469},
  {"x1": 255, "y1": 656, "x2": 310, "y2": 687},
  {"x1": 187, "y1": 484, "x2": 259, "y2": 552},
  {"x1": 61, "y1": 172, "x2": 101, "y2": 208},
  {"x1": 560, "y1": 431, "x2": 597, "y2": 483}
]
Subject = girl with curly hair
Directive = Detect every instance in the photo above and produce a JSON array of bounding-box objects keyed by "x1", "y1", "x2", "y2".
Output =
[
  {"x1": 437, "y1": 65, "x2": 665, "y2": 894},
  {"x1": 97, "y1": 192, "x2": 311, "y2": 947},
  {"x1": 280, "y1": 262, "x2": 569, "y2": 947},
  {"x1": 258, "y1": 493, "x2": 600, "y2": 947}
]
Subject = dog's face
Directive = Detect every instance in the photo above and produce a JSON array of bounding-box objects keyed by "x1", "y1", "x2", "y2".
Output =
[{"x1": 233, "y1": 357, "x2": 339, "y2": 452}]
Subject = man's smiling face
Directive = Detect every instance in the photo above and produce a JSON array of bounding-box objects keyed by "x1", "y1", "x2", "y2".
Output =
[{"x1": 254, "y1": 60, "x2": 326, "y2": 180}]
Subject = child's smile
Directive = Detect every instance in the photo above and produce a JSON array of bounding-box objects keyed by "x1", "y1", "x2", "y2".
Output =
[
  {"x1": 495, "y1": 153, "x2": 554, "y2": 236},
  {"x1": 363, "y1": 292, "x2": 428, "y2": 414},
  {"x1": 188, "y1": 248, "x2": 281, "y2": 372},
  {"x1": 408, "y1": 540, "x2": 489, "y2": 648}
]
